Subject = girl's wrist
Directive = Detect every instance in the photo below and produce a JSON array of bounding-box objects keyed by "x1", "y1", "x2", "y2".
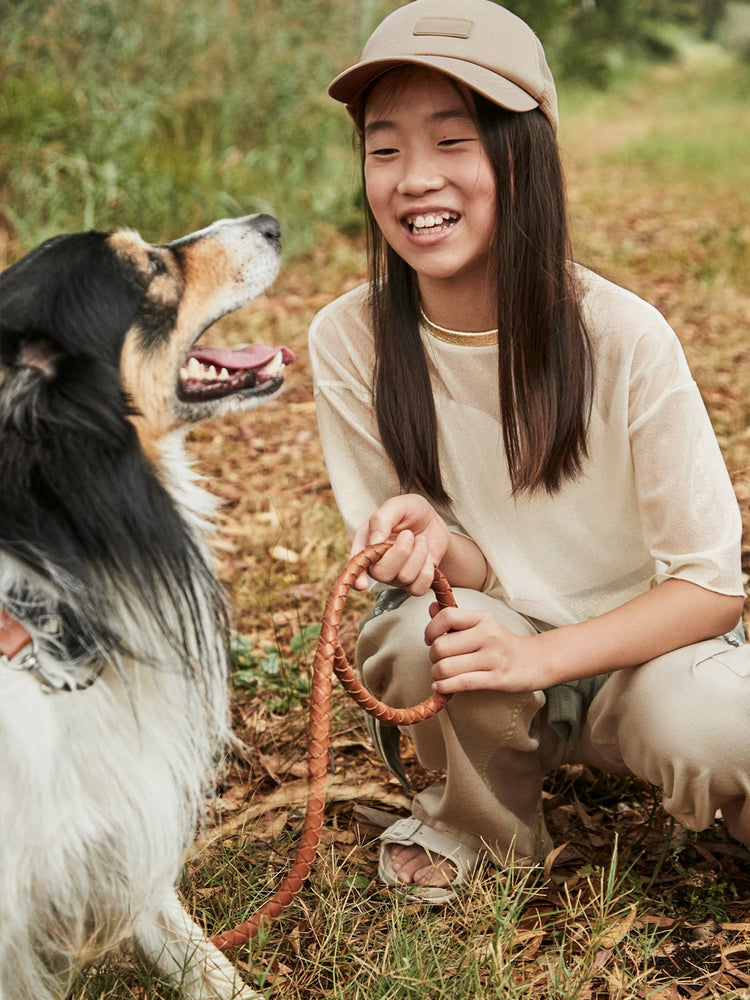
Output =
[{"x1": 438, "y1": 532, "x2": 487, "y2": 591}]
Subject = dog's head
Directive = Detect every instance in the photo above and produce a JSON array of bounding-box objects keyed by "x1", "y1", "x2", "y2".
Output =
[
  {"x1": 0, "y1": 215, "x2": 294, "y2": 455},
  {"x1": 0, "y1": 216, "x2": 294, "y2": 618}
]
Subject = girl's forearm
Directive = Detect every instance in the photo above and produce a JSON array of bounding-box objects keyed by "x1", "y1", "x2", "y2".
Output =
[{"x1": 535, "y1": 578, "x2": 744, "y2": 684}]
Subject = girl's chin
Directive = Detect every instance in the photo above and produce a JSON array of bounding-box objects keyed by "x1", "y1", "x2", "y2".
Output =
[{"x1": 413, "y1": 259, "x2": 490, "y2": 286}]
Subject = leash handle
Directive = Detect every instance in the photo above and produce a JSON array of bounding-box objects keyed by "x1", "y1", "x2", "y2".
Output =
[
  {"x1": 212, "y1": 542, "x2": 455, "y2": 951},
  {"x1": 324, "y1": 541, "x2": 455, "y2": 724}
]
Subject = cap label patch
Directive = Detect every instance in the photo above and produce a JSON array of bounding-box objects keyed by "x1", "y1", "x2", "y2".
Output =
[{"x1": 414, "y1": 17, "x2": 473, "y2": 39}]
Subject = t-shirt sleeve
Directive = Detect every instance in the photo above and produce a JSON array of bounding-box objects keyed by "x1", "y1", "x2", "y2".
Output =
[
  {"x1": 626, "y1": 316, "x2": 743, "y2": 596},
  {"x1": 308, "y1": 298, "x2": 401, "y2": 539}
]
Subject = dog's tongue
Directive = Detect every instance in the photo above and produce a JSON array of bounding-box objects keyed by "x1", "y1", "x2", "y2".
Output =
[{"x1": 188, "y1": 344, "x2": 295, "y2": 372}]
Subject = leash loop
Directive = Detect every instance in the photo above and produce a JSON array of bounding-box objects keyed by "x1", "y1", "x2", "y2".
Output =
[{"x1": 212, "y1": 541, "x2": 455, "y2": 951}]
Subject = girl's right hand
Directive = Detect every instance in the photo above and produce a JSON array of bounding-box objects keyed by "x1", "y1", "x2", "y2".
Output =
[{"x1": 349, "y1": 495, "x2": 450, "y2": 594}]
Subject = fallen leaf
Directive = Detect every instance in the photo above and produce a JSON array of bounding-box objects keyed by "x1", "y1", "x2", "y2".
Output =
[
  {"x1": 270, "y1": 545, "x2": 299, "y2": 563},
  {"x1": 543, "y1": 841, "x2": 569, "y2": 881},
  {"x1": 600, "y1": 902, "x2": 638, "y2": 949}
]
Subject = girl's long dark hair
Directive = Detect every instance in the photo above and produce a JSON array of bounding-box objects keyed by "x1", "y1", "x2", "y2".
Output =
[{"x1": 356, "y1": 85, "x2": 594, "y2": 503}]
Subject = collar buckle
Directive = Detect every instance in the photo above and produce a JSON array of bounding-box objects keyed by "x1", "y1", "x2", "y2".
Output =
[{"x1": 2, "y1": 643, "x2": 56, "y2": 694}]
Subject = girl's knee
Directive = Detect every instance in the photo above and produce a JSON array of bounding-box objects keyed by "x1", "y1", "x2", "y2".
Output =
[
  {"x1": 356, "y1": 591, "x2": 435, "y2": 698},
  {"x1": 596, "y1": 639, "x2": 750, "y2": 776}
]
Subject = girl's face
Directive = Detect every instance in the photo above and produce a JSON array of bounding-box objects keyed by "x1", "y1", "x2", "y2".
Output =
[{"x1": 363, "y1": 68, "x2": 497, "y2": 300}]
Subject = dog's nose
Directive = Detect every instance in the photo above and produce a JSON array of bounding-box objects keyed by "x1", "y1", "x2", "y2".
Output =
[{"x1": 252, "y1": 214, "x2": 281, "y2": 244}]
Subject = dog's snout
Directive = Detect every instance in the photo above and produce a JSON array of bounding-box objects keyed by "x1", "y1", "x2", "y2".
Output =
[{"x1": 252, "y1": 214, "x2": 281, "y2": 246}]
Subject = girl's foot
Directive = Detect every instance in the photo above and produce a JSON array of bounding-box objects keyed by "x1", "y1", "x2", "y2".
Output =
[
  {"x1": 378, "y1": 816, "x2": 480, "y2": 903},
  {"x1": 389, "y1": 842, "x2": 457, "y2": 886}
]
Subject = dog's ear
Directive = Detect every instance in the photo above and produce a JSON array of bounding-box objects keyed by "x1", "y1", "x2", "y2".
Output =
[
  {"x1": 17, "y1": 337, "x2": 59, "y2": 376},
  {"x1": 0, "y1": 329, "x2": 61, "y2": 380},
  {"x1": 0, "y1": 234, "x2": 146, "y2": 445},
  {"x1": 0, "y1": 231, "x2": 144, "y2": 371}
]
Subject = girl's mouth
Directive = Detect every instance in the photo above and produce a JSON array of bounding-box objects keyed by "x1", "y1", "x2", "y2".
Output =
[{"x1": 406, "y1": 211, "x2": 459, "y2": 236}]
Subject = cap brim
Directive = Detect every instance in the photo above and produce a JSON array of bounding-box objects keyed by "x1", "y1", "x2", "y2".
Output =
[{"x1": 328, "y1": 54, "x2": 539, "y2": 115}]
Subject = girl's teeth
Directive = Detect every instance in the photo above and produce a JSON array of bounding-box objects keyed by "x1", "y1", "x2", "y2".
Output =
[{"x1": 411, "y1": 212, "x2": 455, "y2": 232}]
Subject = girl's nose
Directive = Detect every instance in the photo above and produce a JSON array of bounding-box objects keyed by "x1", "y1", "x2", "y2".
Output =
[{"x1": 396, "y1": 154, "x2": 444, "y2": 196}]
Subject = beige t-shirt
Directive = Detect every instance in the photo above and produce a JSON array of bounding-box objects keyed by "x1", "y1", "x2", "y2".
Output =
[{"x1": 308, "y1": 268, "x2": 744, "y2": 627}]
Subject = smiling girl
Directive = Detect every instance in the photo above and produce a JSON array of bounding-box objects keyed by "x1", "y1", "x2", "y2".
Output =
[{"x1": 308, "y1": 0, "x2": 749, "y2": 901}]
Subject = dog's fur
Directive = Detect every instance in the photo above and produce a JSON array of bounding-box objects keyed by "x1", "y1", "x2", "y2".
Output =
[{"x1": 0, "y1": 216, "x2": 293, "y2": 999}]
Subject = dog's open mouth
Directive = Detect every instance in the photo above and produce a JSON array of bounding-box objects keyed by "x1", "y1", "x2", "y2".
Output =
[{"x1": 177, "y1": 344, "x2": 296, "y2": 402}]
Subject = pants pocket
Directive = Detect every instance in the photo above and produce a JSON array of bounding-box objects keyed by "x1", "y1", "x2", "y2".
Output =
[{"x1": 694, "y1": 643, "x2": 750, "y2": 678}]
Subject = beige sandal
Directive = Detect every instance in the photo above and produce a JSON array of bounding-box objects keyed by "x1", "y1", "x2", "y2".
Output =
[{"x1": 378, "y1": 816, "x2": 480, "y2": 904}]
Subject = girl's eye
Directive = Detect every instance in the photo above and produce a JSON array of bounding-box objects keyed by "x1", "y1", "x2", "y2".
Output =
[
  {"x1": 369, "y1": 147, "x2": 399, "y2": 157},
  {"x1": 439, "y1": 137, "x2": 473, "y2": 147}
]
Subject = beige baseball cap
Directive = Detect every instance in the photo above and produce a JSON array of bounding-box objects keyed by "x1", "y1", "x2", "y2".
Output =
[{"x1": 328, "y1": 0, "x2": 559, "y2": 133}]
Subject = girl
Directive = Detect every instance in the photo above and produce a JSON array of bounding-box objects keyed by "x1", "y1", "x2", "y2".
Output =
[{"x1": 308, "y1": 0, "x2": 748, "y2": 902}]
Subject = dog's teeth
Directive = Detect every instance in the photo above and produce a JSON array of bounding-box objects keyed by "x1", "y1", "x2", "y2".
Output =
[
  {"x1": 207, "y1": 365, "x2": 218, "y2": 379},
  {"x1": 187, "y1": 357, "x2": 203, "y2": 375},
  {"x1": 259, "y1": 350, "x2": 283, "y2": 376},
  {"x1": 179, "y1": 366, "x2": 190, "y2": 380}
]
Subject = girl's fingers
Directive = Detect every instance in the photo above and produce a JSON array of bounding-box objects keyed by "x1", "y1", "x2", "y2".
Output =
[
  {"x1": 365, "y1": 528, "x2": 411, "y2": 579},
  {"x1": 369, "y1": 531, "x2": 435, "y2": 593},
  {"x1": 350, "y1": 520, "x2": 383, "y2": 557},
  {"x1": 432, "y1": 670, "x2": 498, "y2": 695},
  {"x1": 349, "y1": 517, "x2": 391, "y2": 589},
  {"x1": 424, "y1": 606, "x2": 484, "y2": 644},
  {"x1": 348, "y1": 495, "x2": 446, "y2": 593},
  {"x1": 429, "y1": 634, "x2": 485, "y2": 675},
  {"x1": 430, "y1": 648, "x2": 485, "y2": 678}
]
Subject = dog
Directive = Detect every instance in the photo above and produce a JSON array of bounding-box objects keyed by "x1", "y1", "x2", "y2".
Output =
[{"x1": 0, "y1": 215, "x2": 294, "y2": 999}]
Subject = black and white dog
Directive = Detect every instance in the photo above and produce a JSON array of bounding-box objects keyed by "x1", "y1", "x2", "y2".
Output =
[{"x1": 0, "y1": 216, "x2": 294, "y2": 999}]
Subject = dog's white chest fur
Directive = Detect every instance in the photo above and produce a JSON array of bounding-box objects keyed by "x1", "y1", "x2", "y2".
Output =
[{"x1": 0, "y1": 461, "x2": 253, "y2": 999}]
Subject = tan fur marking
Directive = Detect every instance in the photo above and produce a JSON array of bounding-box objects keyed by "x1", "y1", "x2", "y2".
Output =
[
  {"x1": 120, "y1": 332, "x2": 176, "y2": 464},
  {"x1": 113, "y1": 221, "x2": 280, "y2": 466}
]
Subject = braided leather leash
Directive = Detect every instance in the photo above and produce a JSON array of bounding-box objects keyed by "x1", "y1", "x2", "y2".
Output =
[{"x1": 212, "y1": 541, "x2": 455, "y2": 951}]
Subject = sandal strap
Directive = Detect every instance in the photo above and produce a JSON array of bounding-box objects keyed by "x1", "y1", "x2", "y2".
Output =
[{"x1": 379, "y1": 817, "x2": 480, "y2": 879}]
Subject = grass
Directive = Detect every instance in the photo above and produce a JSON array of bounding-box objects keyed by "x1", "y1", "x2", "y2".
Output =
[
  {"x1": 0, "y1": 0, "x2": 385, "y2": 257},
  {"x1": 4, "y1": 5, "x2": 750, "y2": 998}
]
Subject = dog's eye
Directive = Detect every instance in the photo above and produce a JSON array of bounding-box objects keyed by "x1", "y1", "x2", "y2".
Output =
[{"x1": 146, "y1": 254, "x2": 167, "y2": 279}]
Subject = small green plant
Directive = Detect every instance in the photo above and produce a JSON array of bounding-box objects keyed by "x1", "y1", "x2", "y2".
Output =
[
  {"x1": 669, "y1": 863, "x2": 734, "y2": 924},
  {"x1": 229, "y1": 623, "x2": 321, "y2": 712}
]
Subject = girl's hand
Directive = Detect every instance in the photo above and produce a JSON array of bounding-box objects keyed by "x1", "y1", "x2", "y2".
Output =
[
  {"x1": 425, "y1": 605, "x2": 550, "y2": 694},
  {"x1": 425, "y1": 578, "x2": 745, "y2": 692},
  {"x1": 349, "y1": 495, "x2": 451, "y2": 594}
]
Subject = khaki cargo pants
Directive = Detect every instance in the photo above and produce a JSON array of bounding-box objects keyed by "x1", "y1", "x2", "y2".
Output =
[{"x1": 356, "y1": 588, "x2": 750, "y2": 863}]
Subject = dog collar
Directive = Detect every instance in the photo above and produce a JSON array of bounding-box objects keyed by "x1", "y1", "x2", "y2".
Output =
[{"x1": 0, "y1": 606, "x2": 103, "y2": 694}]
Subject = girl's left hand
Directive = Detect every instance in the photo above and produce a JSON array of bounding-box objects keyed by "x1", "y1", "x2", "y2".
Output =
[
  {"x1": 426, "y1": 579, "x2": 745, "y2": 694},
  {"x1": 425, "y1": 604, "x2": 550, "y2": 694}
]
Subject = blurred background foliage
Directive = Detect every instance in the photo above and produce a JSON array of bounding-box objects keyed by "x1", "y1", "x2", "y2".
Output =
[{"x1": 1, "y1": 0, "x2": 749, "y2": 259}]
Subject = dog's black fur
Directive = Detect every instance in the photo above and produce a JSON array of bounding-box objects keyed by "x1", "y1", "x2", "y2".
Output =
[
  {"x1": 0, "y1": 216, "x2": 291, "y2": 999},
  {"x1": 0, "y1": 232, "x2": 221, "y2": 671}
]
